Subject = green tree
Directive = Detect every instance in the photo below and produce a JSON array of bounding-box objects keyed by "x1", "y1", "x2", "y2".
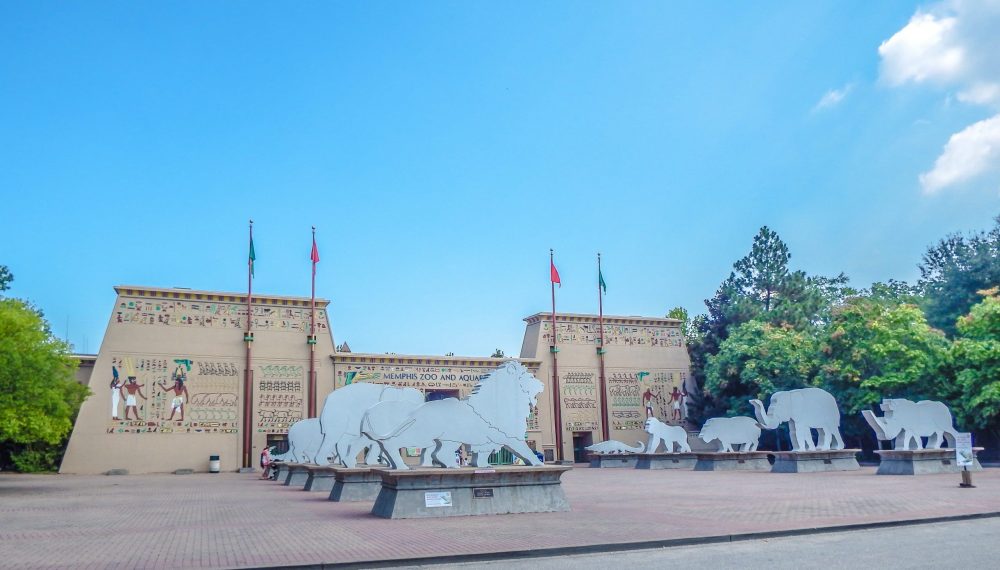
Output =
[
  {"x1": 816, "y1": 297, "x2": 950, "y2": 445},
  {"x1": 0, "y1": 264, "x2": 12, "y2": 292},
  {"x1": 703, "y1": 320, "x2": 819, "y2": 418},
  {"x1": 686, "y1": 227, "x2": 849, "y2": 423},
  {"x1": 666, "y1": 306, "x2": 689, "y2": 339},
  {"x1": 0, "y1": 297, "x2": 90, "y2": 472},
  {"x1": 919, "y1": 215, "x2": 1000, "y2": 336},
  {"x1": 951, "y1": 288, "x2": 1000, "y2": 440}
]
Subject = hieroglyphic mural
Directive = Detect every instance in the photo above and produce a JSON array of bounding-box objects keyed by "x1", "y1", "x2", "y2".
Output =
[
  {"x1": 561, "y1": 370, "x2": 600, "y2": 431},
  {"x1": 106, "y1": 356, "x2": 240, "y2": 434},
  {"x1": 113, "y1": 298, "x2": 329, "y2": 334},
  {"x1": 539, "y1": 322, "x2": 683, "y2": 348},
  {"x1": 607, "y1": 368, "x2": 688, "y2": 430},
  {"x1": 255, "y1": 363, "x2": 305, "y2": 434}
]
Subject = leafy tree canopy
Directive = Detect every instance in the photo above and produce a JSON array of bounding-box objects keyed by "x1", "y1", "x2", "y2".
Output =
[
  {"x1": 919, "y1": 216, "x2": 1000, "y2": 336},
  {"x1": 686, "y1": 226, "x2": 850, "y2": 423},
  {"x1": 951, "y1": 288, "x2": 1000, "y2": 435},
  {"x1": 817, "y1": 297, "x2": 951, "y2": 424},
  {"x1": 703, "y1": 320, "x2": 819, "y2": 418},
  {"x1": 0, "y1": 297, "x2": 90, "y2": 472},
  {"x1": 666, "y1": 306, "x2": 689, "y2": 339},
  {"x1": 0, "y1": 265, "x2": 12, "y2": 292}
]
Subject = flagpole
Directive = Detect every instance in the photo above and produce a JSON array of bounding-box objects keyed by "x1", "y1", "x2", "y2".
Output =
[
  {"x1": 308, "y1": 226, "x2": 317, "y2": 419},
  {"x1": 597, "y1": 253, "x2": 610, "y2": 442},
  {"x1": 550, "y1": 249, "x2": 563, "y2": 463},
  {"x1": 243, "y1": 219, "x2": 254, "y2": 469}
]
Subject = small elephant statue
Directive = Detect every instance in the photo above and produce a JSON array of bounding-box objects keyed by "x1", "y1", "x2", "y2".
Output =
[
  {"x1": 698, "y1": 416, "x2": 761, "y2": 452},
  {"x1": 750, "y1": 387, "x2": 844, "y2": 451},
  {"x1": 645, "y1": 417, "x2": 691, "y2": 453},
  {"x1": 862, "y1": 399, "x2": 958, "y2": 450}
]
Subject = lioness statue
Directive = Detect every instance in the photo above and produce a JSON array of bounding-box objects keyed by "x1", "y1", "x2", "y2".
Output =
[{"x1": 645, "y1": 417, "x2": 691, "y2": 453}]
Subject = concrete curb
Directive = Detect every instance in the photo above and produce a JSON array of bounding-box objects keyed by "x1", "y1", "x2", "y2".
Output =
[{"x1": 259, "y1": 510, "x2": 1000, "y2": 569}]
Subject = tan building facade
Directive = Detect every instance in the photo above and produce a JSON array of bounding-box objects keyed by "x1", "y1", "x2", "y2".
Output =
[
  {"x1": 61, "y1": 286, "x2": 334, "y2": 474},
  {"x1": 61, "y1": 286, "x2": 689, "y2": 474},
  {"x1": 521, "y1": 313, "x2": 691, "y2": 462}
]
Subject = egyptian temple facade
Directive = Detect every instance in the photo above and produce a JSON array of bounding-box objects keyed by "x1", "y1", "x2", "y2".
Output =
[{"x1": 60, "y1": 285, "x2": 691, "y2": 474}]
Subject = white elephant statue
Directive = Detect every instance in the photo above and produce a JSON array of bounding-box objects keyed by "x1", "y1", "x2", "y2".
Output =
[
  {"x1": 750, "y1": 387, "x2": 844, "y2": 451},
  {"x1": 281, "y1": 417, "x2": 325, "y2": 463},
  {"x1": 645, "y1": 417, "x2": 691, "y2": 453},
  {"x1": 862, "y1": 399, "x2": 958, "y2": 450},
  {"x1": 314, "y1": 382, "x2": 425, "y2": 468},
  {"x1": 698, "y1": 416, "x2": 761, "y2": 452}
]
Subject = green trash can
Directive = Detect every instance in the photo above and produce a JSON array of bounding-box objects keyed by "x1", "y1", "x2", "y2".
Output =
[{"x1": 209, "y1": 455, "x2": 221, "y2": 473}]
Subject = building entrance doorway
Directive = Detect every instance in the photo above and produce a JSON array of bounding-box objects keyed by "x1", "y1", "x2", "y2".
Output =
[
  {"x1": 266, "y1": 434, "x2": 289, "y2": 455},
  {"x1": 572, "y1": 431, "x2": 593, "y2": 463},
  {"x1": 425, "y1": 389, "x2": 460, "y2": 402}
]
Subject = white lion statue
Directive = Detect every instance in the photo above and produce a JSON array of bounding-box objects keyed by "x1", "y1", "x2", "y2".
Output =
[
  {"x1": 361, "y1": 361, "x2": 544, "y2": 469},
  {"x1": 645, "y1": 417, "x2": 691, "y2": 453}
]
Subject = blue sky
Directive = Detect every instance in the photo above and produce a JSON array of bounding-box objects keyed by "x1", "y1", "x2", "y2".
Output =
[{"x1": 2, "y1": 1, "x2": 998, "y2": 357}]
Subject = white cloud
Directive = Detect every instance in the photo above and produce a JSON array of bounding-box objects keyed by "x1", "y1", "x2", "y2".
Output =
[
  {"x1": 920, "y1": 113, "x2": 1000, "y2": 193},
  {"x1": 957, "y1": 82, "x2": 1000, "y2": 105},
  {"x1": 878, "y1": 13, "x2": 964, "y2": 85},
  {"x1": 879, "y1": 0, "x2": 1000, "y2": 193},
  {"x1": 813, "y1": 84, "x2": 854, "y2": 111}
]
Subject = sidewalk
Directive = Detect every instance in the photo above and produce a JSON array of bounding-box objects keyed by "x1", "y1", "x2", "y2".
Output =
[{"x1": 0, "y1": 466, "x2": 997, "y2": 569}]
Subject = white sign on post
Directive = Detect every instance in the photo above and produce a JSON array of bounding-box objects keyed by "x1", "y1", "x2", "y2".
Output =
[
  {"x1": 955, "y1": 432, "x2": 974, "y2": 468},
  {"x1": 424, "y1": 491, "x2": 452, "y2": 508}
]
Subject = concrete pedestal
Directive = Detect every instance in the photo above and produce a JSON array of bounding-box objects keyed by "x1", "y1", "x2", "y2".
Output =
[
  {"x1": 771, "y1": 449, "x2": 861, "y2": 473},
  {"x1": 329, "y1": 467, "x2": 384, "y2": 502},
  {"x1": 635, "y1": 453, "x2": 697, "y2": 470},
  {"x1": 283, "y1": 463, "x2": 312, "y2": 487},
  {"x1": 694, "y1": 451, "x2": 771, "y2": 471},
  {"x1": 588, "y1": 454, "x2": 638, "y2": 468},
  {"x1": 270, "y1": 462, "x2": 289, "y2": 482},
  {"x1": 304, "y1": 465, "x2": 337, "y2": 492},
  {"x1": 371, "y1": 465, "x2": 571, "y2": 519},
  {"x1": 875, "y1": 448, "x2": 984, "y2": 475}
]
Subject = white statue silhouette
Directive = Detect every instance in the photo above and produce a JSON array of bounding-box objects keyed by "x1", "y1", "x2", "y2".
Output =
[{"x1": 361, "y1": 361, "x2": 544, "y2": 470}]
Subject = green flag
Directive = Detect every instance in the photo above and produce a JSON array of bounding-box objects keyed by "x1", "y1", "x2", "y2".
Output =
[
  {"x1": 248, "y1": 237, "x2": 256, "y2": 277},
  {"x1": 599, "y1": 268, "x2": 607, "y2": 294}
]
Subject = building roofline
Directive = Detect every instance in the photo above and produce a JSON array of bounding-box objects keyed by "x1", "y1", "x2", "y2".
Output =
[
  {"x1": 330, "y1": 352, "x2": 543, "y2": 367},
  {"x1": 114, "y1": 285, "x2": 330, "y2": 307},
  {"x1": 522, "y1": 312, "x2": 681, "y2": 326}
]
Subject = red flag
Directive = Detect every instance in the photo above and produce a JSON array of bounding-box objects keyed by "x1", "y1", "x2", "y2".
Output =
[
  {"x1": 550, "y1": 259, "x2": 561, "y2": 287},
  {"x1": 310, "y1": 236, "x2": 320, "y2": 264}
]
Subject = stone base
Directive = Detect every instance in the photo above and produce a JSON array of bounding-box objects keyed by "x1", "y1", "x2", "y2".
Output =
[
  {"x1": 270, "y1": 462, "x2": 289, "y2": 482},
  {"x1": 283, "y1": 463, "x2": 312, "y2": 487},
  {"x1": 371, "y1": 465, "x2": 571, "y2": 519},
  {"x1": 875, "y1": 447, "x2": 984, "y2": 475},
  {"x1": 303, "y1": 465, "x2": 336, "y2": 492},
  {"x1": 771, "y1": 449, "x2": 861, "y2": 473},
  {"x1": 694, "y1": 451, "x2": 772, "y2": 471},
  {"x1": 328, "y1": 467, "x2": 384, "y2": 502},
  {"x1": 588, "y1": 453, "x2": 639, "y2": 468},
  {"x1": 635, "y1": 453, "x2": 697, "y2": 470}
]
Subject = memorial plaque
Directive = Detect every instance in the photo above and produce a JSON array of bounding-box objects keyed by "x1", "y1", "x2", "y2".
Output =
[
  {"x1": 473, "y1": 488, "x2": 494, "y2": 499},
  {"x1": 424, "y1": 491, "x2": 452, "y2": 508},
  {"x1": 956, "y1": 433, "x2": 974, "y2": 468}
]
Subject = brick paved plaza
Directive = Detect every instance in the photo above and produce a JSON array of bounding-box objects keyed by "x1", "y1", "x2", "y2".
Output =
[{"x1": 1, "y1": 466, "x2": 998, "y2": 569}]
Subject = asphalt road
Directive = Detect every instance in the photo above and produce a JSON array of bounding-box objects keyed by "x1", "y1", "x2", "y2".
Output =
[{"x1": 411, "y1": 516, "x2": 1000, "y2": 569}]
